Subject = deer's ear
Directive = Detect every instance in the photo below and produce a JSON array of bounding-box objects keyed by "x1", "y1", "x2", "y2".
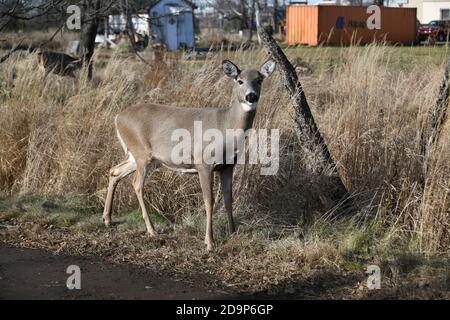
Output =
[
  {"x1": 260, "y1": 59, "x2": 276, "y2": 78},
  {"x1": 222, "y1": 60, "x2": 240, "y2": 78}
]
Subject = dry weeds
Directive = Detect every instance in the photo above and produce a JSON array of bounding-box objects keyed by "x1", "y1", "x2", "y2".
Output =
[{"x1": 0, "y1": 43, "x2": 449, "y2": 298}]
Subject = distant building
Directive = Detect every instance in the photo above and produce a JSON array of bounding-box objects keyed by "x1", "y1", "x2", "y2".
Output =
[
  {"x1": 315, "y1": 0, "x2": 450, "y2": 24},
  {"x1": 386, "y1": 0, "x2": 450, "y2": 23},
  {"x1": 107, "y1": 14, "x2": 150, "y2": 36},
  {"x1": 423, "y1": 0, "x2": 450, "y2": 22},
  {"x1": 98, "y1": 0, "x2": 197, "y2": 51},
  {"x1": 149, "y1": 0, "x2": 197, "y2": 50},
  {"x1": 313, "y1": 0, "x2": 375, "y2": 5}
]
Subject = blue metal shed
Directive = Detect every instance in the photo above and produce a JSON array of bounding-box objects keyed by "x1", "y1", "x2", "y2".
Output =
[{"x1": 149, "y1": 0, "x2": 197, "y2": 51}]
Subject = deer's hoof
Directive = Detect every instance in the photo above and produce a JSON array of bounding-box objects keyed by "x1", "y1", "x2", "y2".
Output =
[
  {"x1": 103, "y1": 217, "x2": 111, "y2": 227},
  {"x1": 147, "y1": 231, "x2": 158, "y2": 237},
  {"x1": 205, "y1": 240, "x2": 215, "y2": 252}
]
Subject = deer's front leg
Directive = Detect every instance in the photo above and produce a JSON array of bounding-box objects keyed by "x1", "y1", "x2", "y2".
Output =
[
  {"x1": 198, "y1": 167, "x2": 214, "y2": 251},
  {"x1": 220, "y1": 165, "x2": 235, "y2": 234}
]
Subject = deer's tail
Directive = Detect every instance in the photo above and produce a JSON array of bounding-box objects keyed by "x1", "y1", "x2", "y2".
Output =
[{"x1": 115, "y1": 115, "x2": 129, "y2": 156}]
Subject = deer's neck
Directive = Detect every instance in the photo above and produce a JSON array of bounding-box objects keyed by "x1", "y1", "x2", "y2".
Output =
[{"x1": 225, "y1": 98, "x2": 257, "y2": 131}]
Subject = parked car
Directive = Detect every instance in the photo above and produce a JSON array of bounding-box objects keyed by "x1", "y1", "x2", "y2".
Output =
[{"x1": 418, "y1": 20, "x2": 450, "y2": 42}]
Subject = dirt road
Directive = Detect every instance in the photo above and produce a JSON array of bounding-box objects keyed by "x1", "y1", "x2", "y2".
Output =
[{"x1": 0, "y1": 246, "x2": 231, "y2": 300}]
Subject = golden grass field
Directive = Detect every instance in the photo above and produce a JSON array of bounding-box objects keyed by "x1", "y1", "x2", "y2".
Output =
[{"x1": 0, "y1": 36, "x2": 449, "y2": 298}]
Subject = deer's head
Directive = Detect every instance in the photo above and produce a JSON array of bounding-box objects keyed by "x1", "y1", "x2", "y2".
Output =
[{"x1": 222, "y1": 59, "x2": 276, "y2": 112}]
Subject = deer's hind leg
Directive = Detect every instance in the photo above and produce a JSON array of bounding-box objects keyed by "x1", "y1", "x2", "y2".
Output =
[
  {"x1": 103, "y1": 156, "x2": 137, "y2": 226},
  {"x1": 132, "y1": 160, "x2": 157, "y2": 237},
  {"x1": 198, "y1": 167, "x2": 215, "y2": 251}
]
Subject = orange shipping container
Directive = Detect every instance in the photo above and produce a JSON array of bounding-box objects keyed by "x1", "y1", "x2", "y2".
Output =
[{"x1": 286, "y1": 5, "x2": 417, "y2": 46}]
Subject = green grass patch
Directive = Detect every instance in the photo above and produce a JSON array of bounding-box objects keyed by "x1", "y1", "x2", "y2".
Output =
[
  {"x1": 0, "y1": 194, "x2": 176, "y2": 232},
  {"x1": 114, "y1": 206, "x2": 171, "y2": 232},
  {"x1": 0, "y1": 194, "x2": 96, "y2": 226}
]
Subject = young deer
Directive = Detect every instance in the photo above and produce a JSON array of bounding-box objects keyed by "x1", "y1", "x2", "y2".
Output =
[
  {"x1": 37, "y1": 50, "x2": 82, "y2": 78},
  {"x1": 102, "y1": 59, "x2": 276, "y2": 251}
]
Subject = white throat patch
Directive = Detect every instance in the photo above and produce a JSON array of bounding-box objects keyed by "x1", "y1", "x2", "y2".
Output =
[{"x1": 241, "y1": 102, "x2": 257, "y2": 112}]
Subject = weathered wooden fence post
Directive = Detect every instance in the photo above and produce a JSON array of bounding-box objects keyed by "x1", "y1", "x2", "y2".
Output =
[
  {"x1": 421, "y1": 55, "x2": 450, "y2": 175},
  {"x1": 258, "y1": 27, "x2": 348, "y2": 197}
]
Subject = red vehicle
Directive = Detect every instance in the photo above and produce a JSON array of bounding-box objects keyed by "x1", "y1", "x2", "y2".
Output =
[{"x1": 418, "y1": 20, "x2": 450, "y2": 42}]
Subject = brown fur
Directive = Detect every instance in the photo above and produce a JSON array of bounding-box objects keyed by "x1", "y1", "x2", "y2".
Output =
[
  {"x1": 37, "y1": 51, "x2": 82, "y2": 78},
  {"x1": 102, "y1": 60, "x2": 276, "y2": 251}
]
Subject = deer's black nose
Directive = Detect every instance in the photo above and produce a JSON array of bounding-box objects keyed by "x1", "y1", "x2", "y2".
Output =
[{"x1": 245, "y1": 93, "x2": 259, "y2": 103}]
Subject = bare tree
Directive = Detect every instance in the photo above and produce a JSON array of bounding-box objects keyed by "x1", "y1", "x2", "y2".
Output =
[
  {"x1": 247, "y1": 0, "x2": 255, "y2": 42},
  {"x1": 0, "y1": 0, "x2": 201, "y2": 72},
  {"x1": 0, "y1": 0, "x2": 67, "y2": 32},
  {"x1": 79, "y1": 0, "x2": 101, "y2": 79},
  {"x1": 273, "y1": 0, "x2": 278, "y2": 34},
  {"x1": 258, "y1": 27, "x2": 348, "y2": 200},
  {"x1": 214, "y1": 0, "x2": 255, "y2": 42},
  {"x1": 0, "y1": 0, "x2": 121, "y2": 77},
  {"x1": 420, "y1": 55, "x2": 450, "y2": 178}
]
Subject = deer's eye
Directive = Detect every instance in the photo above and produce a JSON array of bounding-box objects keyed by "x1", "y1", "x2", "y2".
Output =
[{"x1": 237, "y1": 80, "x2": 244, "y2": 85}]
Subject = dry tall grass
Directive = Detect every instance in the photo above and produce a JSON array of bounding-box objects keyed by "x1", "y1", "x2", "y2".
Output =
[{"x1": 0, "y1": 44, "x2": 448, "y2": 256}]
